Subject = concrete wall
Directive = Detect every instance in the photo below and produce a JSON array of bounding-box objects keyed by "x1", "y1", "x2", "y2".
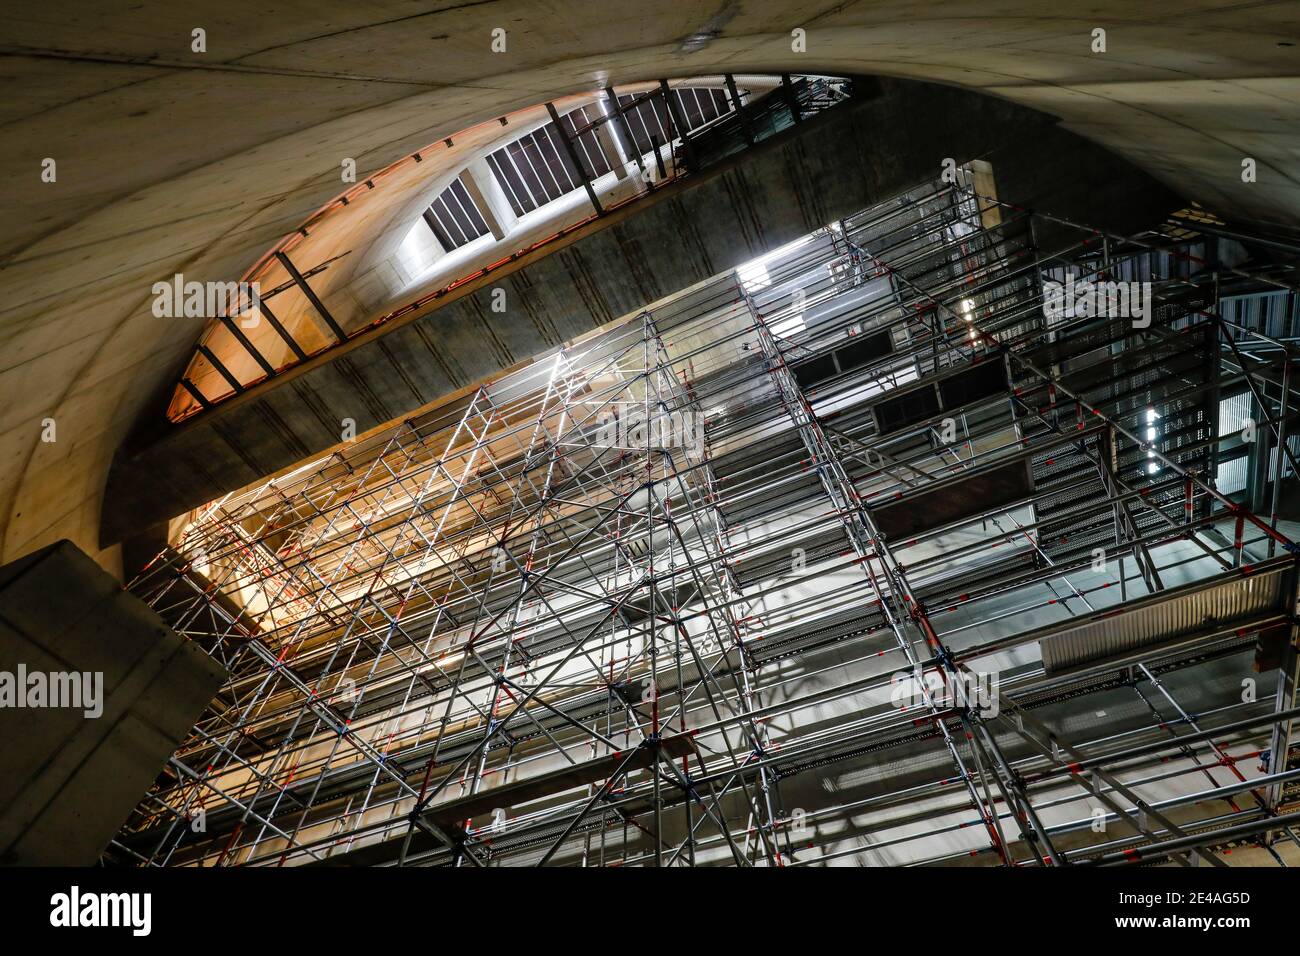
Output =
[
  {"x1": 6, "y1": 3, "x2": 1297, "y2": 574},
  {"x1": 0, "y1": 541, "x2": 225, "y2": 865},
  {"x1": 101, "y1": 77, "x2": 1183, "y2": 546}
]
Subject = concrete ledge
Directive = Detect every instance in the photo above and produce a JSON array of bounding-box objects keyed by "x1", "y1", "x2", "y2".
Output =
[{"x1": 0, "y1": 540, "x2": 225, "y2": 865}]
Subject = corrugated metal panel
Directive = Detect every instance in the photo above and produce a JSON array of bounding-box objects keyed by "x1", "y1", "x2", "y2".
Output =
[
  {"x1": 1040, "y1": 561, "x2": 1297, "y2": 675},
  {"x1": 1222, "y1": 290, "x2": 1300, "y2": 342},
  {"x1": 1269, "y1": 433, "x2": 1300, "y2": 482},
  {"x1": 1217, "y1": 456, "x2": 1248, "y2": 495},
  {"x1": 1219, "y1": 392, "x2": 1251, "y2": 438}
]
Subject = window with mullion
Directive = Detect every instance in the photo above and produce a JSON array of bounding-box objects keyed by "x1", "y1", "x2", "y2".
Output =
[
  {"x1": 559, "y1": 107, "x2": 613, "y2": 180},
  {"x1": 487, "y1": 120, "x2": 588, "y2": 216},
  {"x1": 424, "y1": 177, "x2": 490, "y2": 251}
]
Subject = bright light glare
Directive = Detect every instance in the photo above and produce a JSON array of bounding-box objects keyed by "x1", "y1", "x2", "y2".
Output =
[
  {"x1": 770, "y1": 314, "x2": 806, "y2": 338},
  {"x1": 738, "y1": 261, "x2": 771, "y2": 291},
  {"x1": 736, "y1": 233, "x2": 816, "y2": 292}
]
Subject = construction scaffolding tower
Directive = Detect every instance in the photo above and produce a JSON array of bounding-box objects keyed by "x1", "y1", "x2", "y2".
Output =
[{"x1": 109, "y1": 167, "x2": 1300, "y2": 867}]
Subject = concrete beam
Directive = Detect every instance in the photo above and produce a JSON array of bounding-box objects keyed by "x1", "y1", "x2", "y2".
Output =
[
  {"x1": 0, "y1": 540, "x2": 225, "y2": 865},
  {"x1": 459, "y1": 165, "x2": 509, "y2": 242}
]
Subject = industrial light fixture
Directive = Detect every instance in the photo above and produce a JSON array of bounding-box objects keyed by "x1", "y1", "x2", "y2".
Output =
[{"x1": 1146, "y1": 407, "x2": 1162, "y2": 474}]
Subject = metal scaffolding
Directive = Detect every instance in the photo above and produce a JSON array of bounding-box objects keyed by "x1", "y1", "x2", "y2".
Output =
[{"x1": 110, "y1": 168, "x2": 1300, "y2": 867}]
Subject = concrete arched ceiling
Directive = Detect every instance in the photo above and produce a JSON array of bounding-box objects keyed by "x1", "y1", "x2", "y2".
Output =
[{"x1": 1, "y1": 1, "x2": 1298, "y2": 575}]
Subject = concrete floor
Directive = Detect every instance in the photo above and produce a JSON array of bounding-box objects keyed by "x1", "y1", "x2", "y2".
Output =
[{"x1": 1, "y1": 1, "x2": 1298, "y2": 575}]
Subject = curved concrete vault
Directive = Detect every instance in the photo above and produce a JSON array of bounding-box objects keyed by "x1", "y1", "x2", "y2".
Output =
[{"x1": 1, "y1": 1, "x2": 1298, "y2": 575}]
